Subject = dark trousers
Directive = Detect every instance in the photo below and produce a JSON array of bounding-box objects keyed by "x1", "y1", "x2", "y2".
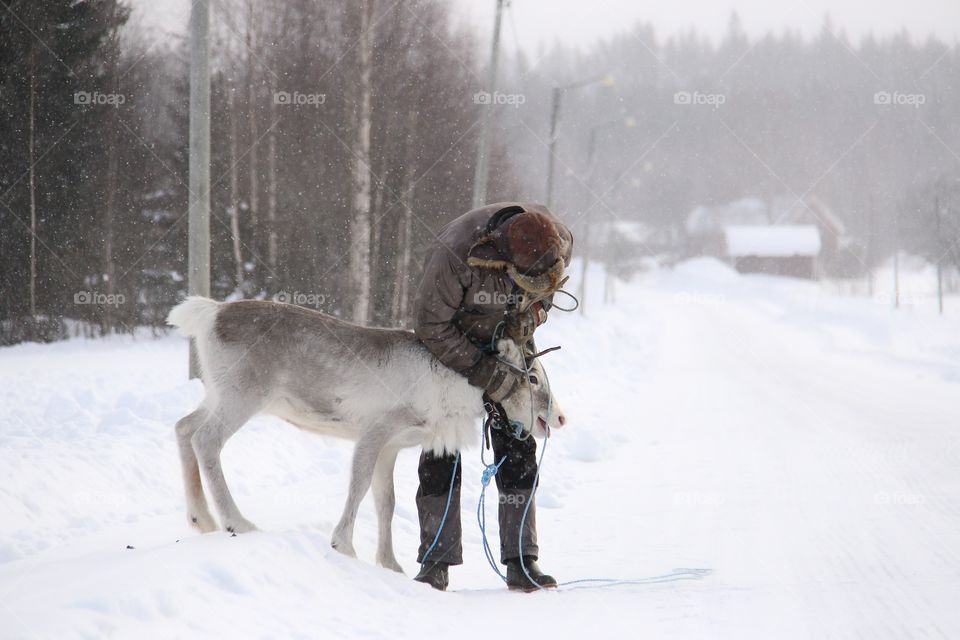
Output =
[{"x1": 416, "y1": 423, "x2": 539, "y2": 566}]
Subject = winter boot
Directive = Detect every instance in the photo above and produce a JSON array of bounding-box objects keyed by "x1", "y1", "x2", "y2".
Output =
[
  {"x1": 414, "y1": 562, "x2": 450, "y2": 591},
  {"x1": 506, "y1": 557, "x2": 558, "y2": 592}
]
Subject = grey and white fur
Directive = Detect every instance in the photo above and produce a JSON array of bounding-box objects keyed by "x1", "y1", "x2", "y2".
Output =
[{"x1": 167, "y1": 297, "x2": 564, "y2": 572}]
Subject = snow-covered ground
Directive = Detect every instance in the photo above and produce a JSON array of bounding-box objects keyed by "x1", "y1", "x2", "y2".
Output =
[{"x1": 2, "y1": 259, "x2": 959, "y2": 639}]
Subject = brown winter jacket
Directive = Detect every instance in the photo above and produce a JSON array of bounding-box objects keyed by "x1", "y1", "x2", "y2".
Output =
[{"x1": 414, "y1": 202, "x2": 573, "y2": 376}]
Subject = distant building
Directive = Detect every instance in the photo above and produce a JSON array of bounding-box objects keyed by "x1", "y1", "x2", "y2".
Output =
[
  {"x1": 685, "y1": 195, "x2": 856, "y2": 279},
  {"x1": 723, "y1": 224, "x2": 822, "y2": 279}
]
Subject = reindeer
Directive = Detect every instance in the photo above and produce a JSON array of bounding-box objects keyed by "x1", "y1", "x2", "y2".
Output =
[{"x1": 166, "y1": 297, "x2": 564, "y2": 572}]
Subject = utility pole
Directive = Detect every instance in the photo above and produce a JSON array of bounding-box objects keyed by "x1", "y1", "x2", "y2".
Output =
[
  {"x1": 578, "y1": 126, "x2": 600, "y2": 315},
  {"x1": 893, "y1": 245, "x2": 900, "y2": 309},
  {"x1": 188, "y1": 0, "x2": 211, "y2": 378},
  {"x1": 545, "y1": 86, "x2": 562, "y2": 209},
  {"x1": 866, "y1": 194, "x2": 875, "y2": 297},
  {"x1": 935, "y1": 193, "x2": 944, "y2": 314},
  {"x1": 578, "y1": 116, "x2": 635, "y2": 314},
  {"x1": 471, "y1": 0, "x2": 506, "y2": 210}
]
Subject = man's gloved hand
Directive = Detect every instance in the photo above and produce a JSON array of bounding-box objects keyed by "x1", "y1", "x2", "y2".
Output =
[
  {"x1": 466, "y1": 354, "x2": 522, "y2": 403},
  {"x1": 505, "y1": 301, "x2": 547, "y2": 344}
]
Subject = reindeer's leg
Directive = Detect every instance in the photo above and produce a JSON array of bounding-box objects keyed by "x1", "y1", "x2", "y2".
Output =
[
  {"x1": 191, "y1": 399, "x2": 261, "y2": 534},
  {"x1": 176, "y1": 405, "x2": 217, "y2": 532},
  {"x1": 372, "y1": 446, "x2": 403, "y2": 572},
  {"x1": 331, "y1": 423, "x2": 393, "y2": 558}
]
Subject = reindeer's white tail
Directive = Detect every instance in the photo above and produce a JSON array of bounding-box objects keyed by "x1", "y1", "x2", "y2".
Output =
[{"x1": 167, "y1": 296, "x2": 221, "y2": 338}]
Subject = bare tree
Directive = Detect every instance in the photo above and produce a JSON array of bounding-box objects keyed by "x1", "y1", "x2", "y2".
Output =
[
  {"x1": 348, "y1": 0, "x2": 374, "y2": 323},
  {"x1": 27, "y1": 47, "x2": 37, "y2": 319},
  {"x1": 266, "y1": 70, "x2": 278, "y2": 273},
  {"x1": 227, "y1": 86, "x2": 244, "y2": 288},
  {"x1": 0, "y1": 0, "x2": 511, "y2": 341},
  {"x1": 245, "y1": 1, "x2": 259, "y2": 256},
  {"x1": 102, "y1": 5, "x2": 123, "y2": 332},
  {"x1": 392, "y1": 110, "x2": 418, "y2": 326}
]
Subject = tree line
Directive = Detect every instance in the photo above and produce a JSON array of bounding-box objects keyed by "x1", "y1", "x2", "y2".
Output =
[
  {"x1": 0, "y1": 0, "x2": 518, "y2": 344},
  {"x1": 2, "y1": 4, "x2": 958, "y2": 345},
  {"x1": 491, "y1": 14, "x2": 960, "y2": 278}
]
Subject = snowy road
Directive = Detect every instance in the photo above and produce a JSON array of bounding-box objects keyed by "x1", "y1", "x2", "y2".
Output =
[{"x1": 2, "y1": 260, "x2": 958, "y2": 639}]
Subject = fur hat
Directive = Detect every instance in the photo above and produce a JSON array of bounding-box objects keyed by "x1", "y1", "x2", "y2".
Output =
[
  {"x1": 502, "y1": 211, "x2": 563, "y2": 276},
  {"x1": 466, "y1": 209, "x2": 569, "y2": 296}
]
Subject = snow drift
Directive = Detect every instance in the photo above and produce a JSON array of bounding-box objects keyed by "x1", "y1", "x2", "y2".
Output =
[{"x1": 1, "y1": 260, "x2": 958, "y2": 639}]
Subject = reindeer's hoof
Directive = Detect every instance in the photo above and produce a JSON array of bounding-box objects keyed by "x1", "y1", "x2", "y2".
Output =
[
  {"x1": 379, "y1": 557, "x2": 405, "y2": 574},
  {"x1": 223, "y1": 518, "x2": 258, "y2": 534},
  {"x1": 331, "y1": 539, "x2": 357, "y2": 558},
  {"x1": 189, "y1": 512, "x2": 218, "y2": 533}
]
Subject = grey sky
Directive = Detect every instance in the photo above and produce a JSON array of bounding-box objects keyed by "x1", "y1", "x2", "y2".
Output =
[
  {"x1": 131, "y1": 0, "x2": 960, "y2": 52},
  {"x1": 456, "y1": 0, "x2": 959, "y2": 53}
]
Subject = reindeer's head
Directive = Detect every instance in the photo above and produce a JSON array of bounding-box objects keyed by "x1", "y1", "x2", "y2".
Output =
[{"x1": 494, "y1": 338, "x2": 566, "y2": 438}]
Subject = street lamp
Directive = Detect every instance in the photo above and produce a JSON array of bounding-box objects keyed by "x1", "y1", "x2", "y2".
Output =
[
  {"x1": 544, "y1": 73, "x2": 614, "y2": 209},
  {"x1": 578, "y1": 115, "x2": 635, "y2": 315},
  {"x1": 471, "y1": 0, "x2": 507, "y2": 210}
]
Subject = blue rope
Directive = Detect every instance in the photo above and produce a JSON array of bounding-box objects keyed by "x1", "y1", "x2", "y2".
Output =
[
  {"x1": 477, "y1": 430, "x2": 712, "y2": 591},
  {"x1": 481, "y1": 457, "x2": 507, "y2": 487},
  {"x1": 476, "y1": 409, "x2": 509, "y2": 580},
  {"x1": 559, "y1": 569, "x2": 712, "y2": 589},
  {"x1": 434, "y1": 315, "x2": 710, "y2": 589},
  {"x1": 475, "y1": 350, "x2": 712, "y2": 591},
  {"x1": 516, "y1": 346, "x2": 549, "y2": 587},
  {"x1": 477, "y1": 459, "x2": 509, "y2": 580},
  {"x1": 472, "y1": 345, "x2": 550, "y2": 587},
  {"x1": 419, "y1": 451, "x2": 460, "y2": 567},
  {"x1": 419, "y1": 319, "x2": 516, "y2": 575}
]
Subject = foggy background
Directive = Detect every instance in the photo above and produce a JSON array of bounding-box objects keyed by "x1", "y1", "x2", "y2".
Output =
[
  {"x1": 3, "y1": 5, "x2": 960, "y2": 634},
  {"x1": 1, "y1": 0, "x2": 958, "y2": 341}
]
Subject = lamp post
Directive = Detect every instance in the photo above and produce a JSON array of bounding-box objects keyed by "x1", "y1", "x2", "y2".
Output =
[
  {"x1": 544, "y1": 73, "x2": 614, "y2": 209},
  {"x1": 471, "y1": 0, "x2": 506, "y2": 210},
  {"x1": 578, "y1": 116, "x2": 636, "y2": 315}
]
